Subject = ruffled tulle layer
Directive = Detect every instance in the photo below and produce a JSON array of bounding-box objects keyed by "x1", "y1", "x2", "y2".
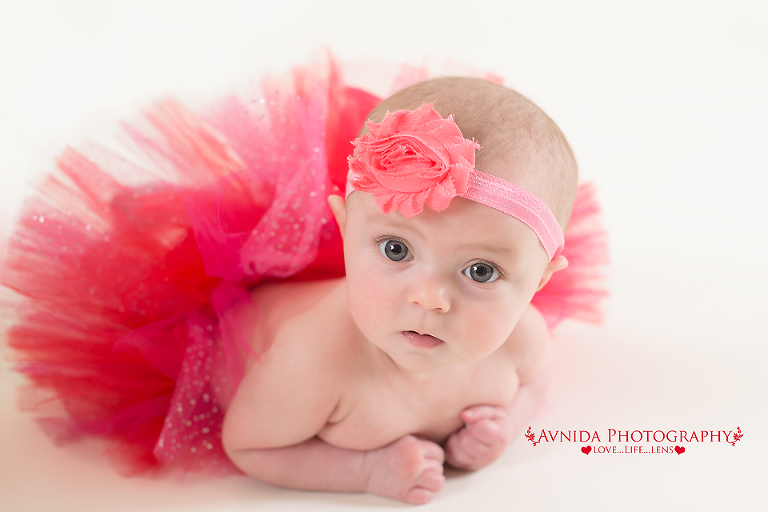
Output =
[{"x1": 1, "y1": 56, "x2": 607, "y2": 476}]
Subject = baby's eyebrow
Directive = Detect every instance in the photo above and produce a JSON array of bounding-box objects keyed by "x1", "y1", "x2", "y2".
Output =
[
  {"x1": 363, "y1": 213, "x2": 426, "y2": 238},
  {"x1": 458, "y1": 241, "x2": 519, "y2": 261},
  {"x1": 478, "y1": 245, "x2": 513, "y2": 259}
]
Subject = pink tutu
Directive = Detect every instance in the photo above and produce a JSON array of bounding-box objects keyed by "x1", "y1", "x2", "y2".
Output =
[{"x1": 1, "y1": 56, "x2": 607, "y2": 476}]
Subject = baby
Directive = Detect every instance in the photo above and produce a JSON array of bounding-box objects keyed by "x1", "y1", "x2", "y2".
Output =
[{"x1": 221, "y1": 77, "x2": 577, "y2": 504}]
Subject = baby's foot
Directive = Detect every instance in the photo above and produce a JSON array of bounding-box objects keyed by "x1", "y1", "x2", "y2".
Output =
[
  {"x1": 364, "y1": 434, "x2": 445, "y2": 504},
  {"x1": 444, "y1": 405, "x2": 514, "y2": 471}
]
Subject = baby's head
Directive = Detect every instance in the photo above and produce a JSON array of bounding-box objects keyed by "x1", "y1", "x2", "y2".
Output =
[
  {"x1": 364, "y1": 77, "x2": 578, "y2": 230},
  {"x1": 329, "y1": 77, "x2": 576, "y2": 372}
]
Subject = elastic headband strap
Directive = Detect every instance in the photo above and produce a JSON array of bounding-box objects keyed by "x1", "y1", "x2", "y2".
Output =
[
  {"x1": 459, "y1": 171, "x2": 563, "y2": 260},
  {"x1": 345, "y1": 103, "x2": 565, "y2": 260}
]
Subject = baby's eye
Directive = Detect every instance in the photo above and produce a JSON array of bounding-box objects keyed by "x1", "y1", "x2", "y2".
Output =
[
  {"x1": 379, "y1": 239, "x2": 411, "y2": 262},
  {"x1": 463, "y1": 262, "x2": 500, "y2": 283}
]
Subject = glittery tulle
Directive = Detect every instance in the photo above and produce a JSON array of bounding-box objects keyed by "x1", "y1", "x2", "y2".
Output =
[
  {"x1": 1, "y1": 56, "x2": 606, "y2": 476},
  {"x1": 532, "y1": 182, "x2": 609, "y2": 329},
  {"x1": 2, "y1": 57, "x2": 375, "y2": 475}
]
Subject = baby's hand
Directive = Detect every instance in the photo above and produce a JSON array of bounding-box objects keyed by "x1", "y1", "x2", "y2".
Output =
[
  {"x1": 364, "y1": 434, "x2": 445, "y2": 505},
  {"x1": 444, "y1": 405, "x2": 514, "y2": 471}
]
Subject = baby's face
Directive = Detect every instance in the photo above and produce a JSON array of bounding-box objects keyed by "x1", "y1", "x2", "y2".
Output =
[{"x1": 339, "y1": 192, "x2": 550, "y2": 373}]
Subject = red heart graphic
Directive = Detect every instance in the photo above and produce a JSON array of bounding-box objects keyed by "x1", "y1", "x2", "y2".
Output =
[
  {"x1": 581, "y1": 446, "x2": 591, "y2": 455},
  {"x1": 674, "y1": 446, "x2": 685, "y2": 455}
]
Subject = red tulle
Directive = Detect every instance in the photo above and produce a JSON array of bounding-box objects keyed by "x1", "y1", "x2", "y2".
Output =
[{"x1": 2, "y1": 56, "x2": 607, "y2": 476}]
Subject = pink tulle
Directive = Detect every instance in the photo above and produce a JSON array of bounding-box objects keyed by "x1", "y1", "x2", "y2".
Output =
[
  {"x1": 1, "y1": 56, "x2": 607, "y2": 476},
  {"x1": 532, "y1": 183, "x2": 609, "y2": 328}
]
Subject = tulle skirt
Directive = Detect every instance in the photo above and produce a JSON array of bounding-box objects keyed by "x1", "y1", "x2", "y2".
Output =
[{"x1": 1, "y1": 55, "x2": 608, "y2": 476}]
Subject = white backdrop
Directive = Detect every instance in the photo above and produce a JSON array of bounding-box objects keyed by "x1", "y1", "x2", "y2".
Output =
[{"x1": 1, "y1": 1, "x2": 766, "y2": 510}]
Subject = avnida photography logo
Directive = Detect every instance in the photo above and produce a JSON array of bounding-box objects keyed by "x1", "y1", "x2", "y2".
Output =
[{"x1": 525, "y1": 426, "x2": 743, "y2": 455}]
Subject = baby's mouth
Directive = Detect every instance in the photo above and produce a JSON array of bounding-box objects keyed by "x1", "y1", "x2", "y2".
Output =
[{"x1": 402, "y1": 330, "x2": 444, "y2": 348}]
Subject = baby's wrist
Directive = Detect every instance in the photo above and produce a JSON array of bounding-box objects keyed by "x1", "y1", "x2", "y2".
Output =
[{"x1": 360, "y1": 446, "x2": 380, "y2": 493}]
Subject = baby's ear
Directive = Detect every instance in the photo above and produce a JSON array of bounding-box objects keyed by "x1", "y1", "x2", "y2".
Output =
[
  {"x1": 536, "y1": 255, "x2": 568, "y2": 292},
  {"x1": 327, "y1": 195, "x2": 347, "y2": 239}
]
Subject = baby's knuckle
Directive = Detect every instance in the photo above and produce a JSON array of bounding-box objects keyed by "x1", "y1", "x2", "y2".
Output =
[
  {"x1": 398, "y1": 435, "x2": 420, "y2": 454},
  {"x1": 425, "y1": 471, "x2": 446, "y2": 491},
  {"x1": 482, "y1": 422, "x2": 505, "y2": 439}
]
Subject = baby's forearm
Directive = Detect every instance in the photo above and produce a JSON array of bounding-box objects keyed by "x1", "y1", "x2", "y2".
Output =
[
  {"x1": 507, "y1": 362, "x2": 552, "y2": 435},
  {"x1": 443, "y1": 367, "x2": 552, "y2": 470},
  {"x1": 227, "y1": 434, "x2": 446, "y2": 504},
  {"x1": 227, "y1": 436, "x2": 369, "y2": 493}
]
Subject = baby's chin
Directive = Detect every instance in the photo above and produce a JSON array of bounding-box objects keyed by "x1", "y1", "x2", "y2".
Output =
[
  {"x1": 369, "y1": 341, "x2": 447, "y2": 374},
  {"x1": 382, "y1": 347, "x2": 477, "y2": 375}
]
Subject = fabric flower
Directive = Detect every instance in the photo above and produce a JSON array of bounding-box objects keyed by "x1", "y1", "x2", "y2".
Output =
[{"x1": 347, "y1": 103, "x2": 480, "y2": 217}]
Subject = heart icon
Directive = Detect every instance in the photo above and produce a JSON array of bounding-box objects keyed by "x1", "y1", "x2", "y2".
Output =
[
  {"x1": 674, "y1": 446, "x2": 685, "y2": 455},
  {"x1": 581, "y1": 446, "x2": 592, "y2": 455}
]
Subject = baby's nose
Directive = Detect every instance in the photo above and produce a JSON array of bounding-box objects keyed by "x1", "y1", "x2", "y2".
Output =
[{"x1": 407, "y1": 274, "x2": 451, "y2": 312}]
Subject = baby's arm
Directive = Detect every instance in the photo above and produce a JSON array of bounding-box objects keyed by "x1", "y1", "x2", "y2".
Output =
[
  {"x1": 226, "y1": 434, "x2": 445, "y2": 504},
  {"x1": 221, "y1": 340, "x2": 445, "y2": 504},
  {"x1": 444, "y1": 304, "x2": 552, "y2": 470}
]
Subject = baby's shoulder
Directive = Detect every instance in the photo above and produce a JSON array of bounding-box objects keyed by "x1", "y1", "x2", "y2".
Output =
[
  {"x1": 496, "y1": 303, "x2": 552, "y2": 384},
  {"x1": 244, "y1": 277, "x2": 363, "y2": 374},
  {"x1": 223, "y1": 279, "x2": 364, "y2": 449}
]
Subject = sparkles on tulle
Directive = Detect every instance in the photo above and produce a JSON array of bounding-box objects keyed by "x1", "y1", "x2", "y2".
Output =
[{"x1": 1, "y1": 56, "x2": 608, "y2": 476}]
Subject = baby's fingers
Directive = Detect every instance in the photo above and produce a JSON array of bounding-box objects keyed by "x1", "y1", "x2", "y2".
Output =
[
  {"x1": 446, "y1": 430, "x2": 489, "y2": 466},
  {"x1": 460, "y1": 428, "x2": 493, "y2": 453},
  {"x1": 405, "y1": 468, "x2": 445, "y2": 505},
  {"x1": 461, "y1": 405, "x2": 507, "y2": 423},
  {"x1": 420, "y1": 439, "x2": 446, "y2": 464},
  {"x1": 404, "y1": 461, "x2": 444, "y2": 505},
  {"x1": 417, "y1": 467, "x2": 445, "y2": 490},
  {"x1": 404, "y1": 487, "x2": 436, "y2": 506},
  {"x1": 466, "y1": 417, "x2": 511, "y2": 444}
]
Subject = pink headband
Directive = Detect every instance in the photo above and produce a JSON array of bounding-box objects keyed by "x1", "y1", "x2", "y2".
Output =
[{"x1": 346, "y1": 103, "x2": 564, "y2": 260}]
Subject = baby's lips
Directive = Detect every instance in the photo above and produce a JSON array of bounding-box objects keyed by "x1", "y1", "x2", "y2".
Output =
[
  {"x1": 402, "y1": 330, "x2": 445, "y2": 348},
  {"x1": 410, "y1": 329, "x2": 443, "y2": 341}
]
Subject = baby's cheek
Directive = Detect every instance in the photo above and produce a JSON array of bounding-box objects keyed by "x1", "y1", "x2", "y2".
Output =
[
  {"x1": 466, "y1": 304, "x2": 517, "y2": 350},
  {"x1": 347, "y1": 276, "x2": 390, "y2": 332}
]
